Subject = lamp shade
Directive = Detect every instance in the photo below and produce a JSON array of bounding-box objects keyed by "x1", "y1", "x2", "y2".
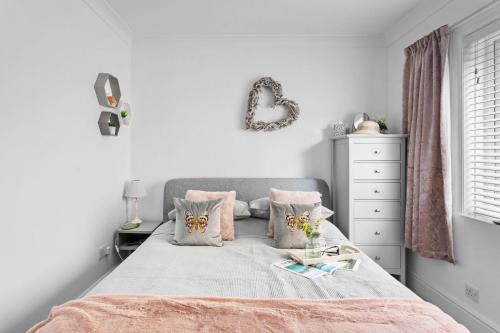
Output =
[{"x1": 125, "y1": 180, "x2": 147, "y2": 198}]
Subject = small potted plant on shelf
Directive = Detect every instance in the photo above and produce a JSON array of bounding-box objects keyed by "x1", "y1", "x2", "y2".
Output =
[
  {"x1": 108, "y1": 122, "x2": 117, "y2": 135},
  {"x1": 120, "y1": 110, "x2": 130, "y2": 125},
  {"x1": 302, "y1": 217, "x2": 323, "y2": 258},
  {"x1": 375, "y1": 116, "x2": 388, "y2": 134}
]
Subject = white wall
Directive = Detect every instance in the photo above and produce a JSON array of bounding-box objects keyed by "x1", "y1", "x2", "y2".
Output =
[
  {"x1": 0, "y1": 1, "x2": 131, "y2": 332},
  {"x1": 386, "y1": 1, "x2": 500, "y2": 332},
  {"x1": 131, "y1": 36, "x2": 387, "y2": 220}
]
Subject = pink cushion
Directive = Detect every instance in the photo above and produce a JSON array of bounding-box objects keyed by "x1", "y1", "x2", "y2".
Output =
[
  {"x1": 185, "y1": 190, "x2": 236, "y2": 241},
  {"x1": 268, "y1": 188, "x2": 322, "y2": 237}
]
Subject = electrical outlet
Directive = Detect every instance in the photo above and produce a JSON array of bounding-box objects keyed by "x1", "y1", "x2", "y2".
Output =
[
  {"x1": 465, "y1": 284, "x2": 479, "y2": 303},
  {"x1": 98, "y1": 244, "x2": 112, "y2": 259}
]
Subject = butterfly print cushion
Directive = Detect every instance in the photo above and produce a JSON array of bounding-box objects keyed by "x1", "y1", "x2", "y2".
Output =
[
  {"x1": 271, "y1": 201, "x2": 322, "y2": 249},
  {"x1": 172, "y1": 197, "x2": 223, "y2": 246}
]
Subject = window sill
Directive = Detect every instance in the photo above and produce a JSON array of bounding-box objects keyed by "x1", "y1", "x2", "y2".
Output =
[{"x1": 457, "y1": 213, "x2": 499, "y2": 226}]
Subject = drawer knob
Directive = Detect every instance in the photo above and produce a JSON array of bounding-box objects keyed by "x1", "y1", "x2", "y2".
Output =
[
  {"x1": 374, "y1": 231, "x2": 381, "y2": 235},
  {"x1": 374, "y1": 150, "x2": 380, "y2": 154},
  {"x1": 374, "y1": 189, "x2": 381, "y2": 193},
  {"x1": 374, "y1": 209, "x2": 381, "y2": 213},
  {"x1": 374, "y1": 256, "x2": 381, "y2": 261},
  {"x1": 374, "y1": 170, "x2": 381, "y2": 174}
]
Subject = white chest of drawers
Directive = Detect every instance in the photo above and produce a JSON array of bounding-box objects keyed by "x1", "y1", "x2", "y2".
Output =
[{"x1": 332, "y1": 134, "x2": 407, "y2": 283}]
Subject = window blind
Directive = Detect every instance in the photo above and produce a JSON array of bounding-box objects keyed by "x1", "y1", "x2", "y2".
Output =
[{"x1": 463, "y1": 28, "x2": 500, "y2": 222}]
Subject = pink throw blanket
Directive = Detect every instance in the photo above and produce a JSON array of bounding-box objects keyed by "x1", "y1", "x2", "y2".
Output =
[{"x1": 28, "y1": 295, "x2": 469, "y2": 333}]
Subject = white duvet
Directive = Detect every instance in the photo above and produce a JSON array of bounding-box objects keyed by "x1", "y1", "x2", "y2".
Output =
[{"x1": 87, "y1": 218, "x2": 417, "y2": 299}]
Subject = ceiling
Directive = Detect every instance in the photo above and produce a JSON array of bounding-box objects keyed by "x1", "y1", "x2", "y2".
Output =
[{"x1": 106, "y1": 0, "x2": 421, "y2": 38}]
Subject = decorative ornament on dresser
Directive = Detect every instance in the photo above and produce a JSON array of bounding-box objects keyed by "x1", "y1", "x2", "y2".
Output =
[
  {"x1": 355, "y1": 120, "x2": 381, "y2": 135},
  {"x1": 374, "y1": 115, "x2": 388, "y2": 134},
  {"x1": 352, "y1": 112, "x2": 369, "y2": 132},
  {"x1": 332, "y1": 121, "x2": 347, "y2": 137},
  {"x1": 245, "y1": 77, "x2": 300, "y2": 131}
]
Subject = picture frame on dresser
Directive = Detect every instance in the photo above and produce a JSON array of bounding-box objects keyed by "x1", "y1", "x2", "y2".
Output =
[{"x1": 332, "y1": 134, "x2": 408, "y2": 283}]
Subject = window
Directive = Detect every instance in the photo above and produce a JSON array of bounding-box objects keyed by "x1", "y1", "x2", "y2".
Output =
[{"x1": 463, "y1": 26, "x2": 500, "y2": 222}]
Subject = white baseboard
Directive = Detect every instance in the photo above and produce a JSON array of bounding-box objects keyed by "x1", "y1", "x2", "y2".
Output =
[{"x1": 408, "y1": 272, "x2": 499, "y2": 333}]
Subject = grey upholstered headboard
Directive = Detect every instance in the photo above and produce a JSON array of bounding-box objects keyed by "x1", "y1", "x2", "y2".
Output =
[{"x1": 163, "y1": 178, "x2": 331, "y2": 222}]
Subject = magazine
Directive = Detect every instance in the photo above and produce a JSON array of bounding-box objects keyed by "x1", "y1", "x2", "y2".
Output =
[{"x1": 273, "y1": 260, "x2": 341, "y2": 279}]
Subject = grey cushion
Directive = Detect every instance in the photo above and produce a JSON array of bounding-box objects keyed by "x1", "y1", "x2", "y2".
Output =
[
  {"x1": 168, "y1": 200, "x2": 250, "y2": 221},
  {"x1": 250, "y1": 197, "x2": 334, "y2": 220},
  {"x1": 249, "y1": 197, "x2": 270, "y2": 219},
  {"x1": 172, "y1": 198, "x2": 223, "y2": 246},
  {"x1": 271, "y1": 201, "x2": 322, "y2": 249},
  {"x1": 234, "y1": 200, "x2": 251, "y2": 220},
  {"x1": 250, "y1": 208, "x2": 270, "y2": 219},
  {"x1": 163, "y1": 178, "x2": 331, "y2": 222}
]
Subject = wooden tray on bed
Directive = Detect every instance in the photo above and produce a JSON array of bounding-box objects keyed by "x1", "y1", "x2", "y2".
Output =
[{"x1": 287, "y1": 244, "x2": 361, "y2": 266}]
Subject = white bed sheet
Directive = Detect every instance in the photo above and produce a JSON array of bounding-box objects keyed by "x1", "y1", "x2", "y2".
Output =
[{"x1": 87, "y1": 219, "x2": 417, "y2": 299}]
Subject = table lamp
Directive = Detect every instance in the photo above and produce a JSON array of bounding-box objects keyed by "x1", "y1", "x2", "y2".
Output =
[{"x1": 125, "y1": 179, "x2": 147, "y2": 225}]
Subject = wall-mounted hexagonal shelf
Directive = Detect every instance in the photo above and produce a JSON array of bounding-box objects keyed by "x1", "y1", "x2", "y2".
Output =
[
  {"x1": 94, "y1": 73, "x2": 121, "y2": 108},
  {"x1": 98, "y1": 111, "x2": 120, "y2": 136},
  {"x1": 118, "y1": 101, "x2": 131, "y2": 126}
]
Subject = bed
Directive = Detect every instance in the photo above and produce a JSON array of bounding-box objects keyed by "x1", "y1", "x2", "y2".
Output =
[
  {"x1": 88, "y1": 178, "x2": 415, "y2": 299},
  {"x1": 29, "y1": 178, "x2": 469, "y2": 333}
]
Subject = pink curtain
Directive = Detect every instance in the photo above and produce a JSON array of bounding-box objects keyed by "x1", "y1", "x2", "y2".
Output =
[{"x1": 403, "y1": 25, "x2": 455, "y2": 263}]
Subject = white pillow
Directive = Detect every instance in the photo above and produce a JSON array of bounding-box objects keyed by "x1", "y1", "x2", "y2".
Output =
[
  {"x1": 249, "y1": 197, "x2": 270, "y2": 210},
  {"x1": 321, "y1": 206, "x2": 335, "y2": 219},
  {"x1": 233, "y1": 200, "x2": 251, "y2": 220},
  {"x1": 249, "y1": 197, "x2": 334, "y2": 220}
]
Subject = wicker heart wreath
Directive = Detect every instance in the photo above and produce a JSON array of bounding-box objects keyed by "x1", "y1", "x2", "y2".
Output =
[{"x1": 245, "y1": 77, "x2": 300, "y2": 131}]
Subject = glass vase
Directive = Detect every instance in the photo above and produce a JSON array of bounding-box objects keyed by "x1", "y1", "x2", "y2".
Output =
[{"x1": 304, "y1": 238, "x2": 321, "y2": 259}]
